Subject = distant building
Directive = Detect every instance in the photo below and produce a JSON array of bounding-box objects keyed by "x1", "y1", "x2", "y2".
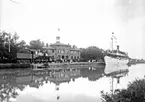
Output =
[{"x1": 43, "y1": 36, "x2": 81, "y2": 62}]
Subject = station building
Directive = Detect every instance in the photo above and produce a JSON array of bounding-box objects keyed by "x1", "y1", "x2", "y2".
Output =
[{"x1": 43, "y1": 36, "x2": 81, "y2": 62}]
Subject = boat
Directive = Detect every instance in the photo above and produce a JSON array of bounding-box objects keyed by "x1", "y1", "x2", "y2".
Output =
[{"x1": 104, "y1": 32, "x2": 129, "y2": 66}]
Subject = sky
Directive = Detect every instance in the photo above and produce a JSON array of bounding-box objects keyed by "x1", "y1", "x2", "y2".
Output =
[{"x1": 0, "y1": 0, "x2": 145, "y2": 59}]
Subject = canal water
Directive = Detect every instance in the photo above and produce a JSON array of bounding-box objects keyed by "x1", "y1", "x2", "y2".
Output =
[{"x1": 0, "y1": 64, "x2": 145, "y2": 102}]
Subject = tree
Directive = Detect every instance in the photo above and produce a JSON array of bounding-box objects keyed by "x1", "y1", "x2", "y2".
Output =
[
  {"x1": 29, "y1": 39, "x2": 44, "y2": 50},
  {"x1": 80, "y1": 46, "x2": 104, "y2": 62},
  {"x1": 0, "y1": 31, "x2": 27, "y2": 62},
  {"x1": 101, "y1": 78, "x2": 145, "y2": 102}
]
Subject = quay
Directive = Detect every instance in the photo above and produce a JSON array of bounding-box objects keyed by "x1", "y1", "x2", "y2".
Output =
[
  {"x1": 32, "y1": 62, "x2": 106, "y2": 69},
  {"x1": 0, "y1": 62, "x2": 105, "y2": 69},
  {"x1": 127, "y1": 58, "x2": 145, "y2": 66}
]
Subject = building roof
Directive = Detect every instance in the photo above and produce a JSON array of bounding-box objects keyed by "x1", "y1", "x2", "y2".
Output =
[
  {"x1": 43, "y1": 46, "x2": 55, "y2": 49},
  {"x1": 50, "y1": 42, "x2": 71, "y2": 47},
  {"x1": 17, "y1": 49, "x2": 32, "y2": 54},
  {"x1": 71, "y1": 47, "x2": 80, "y2": 51}
]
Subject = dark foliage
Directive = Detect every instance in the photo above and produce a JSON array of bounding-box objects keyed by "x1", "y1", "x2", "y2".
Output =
[
  {"x1": 101, "y1": 78, "x2": 145, "y2": 102},
  {"x1": 80, "y1": 46, "x2": 105, "y2": 62},
  {"x1": 29, "y1": 39, "x2": 44, "y2": 50},
  {"x1": 0, "y1": 31, "x2": 27, "y2": 63}
]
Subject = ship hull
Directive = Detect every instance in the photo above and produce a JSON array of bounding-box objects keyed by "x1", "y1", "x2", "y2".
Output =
[
  {"x1": 104, "y1": 56, "x2": 129, "y2": 74},
  {"x1": 104, "y1": 56, "x2": 129, "y2": 66}
]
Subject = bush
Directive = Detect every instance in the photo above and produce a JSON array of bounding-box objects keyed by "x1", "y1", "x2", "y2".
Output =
[{"x1": 101, "y1": 78, "x2": 145, "y2": 102}]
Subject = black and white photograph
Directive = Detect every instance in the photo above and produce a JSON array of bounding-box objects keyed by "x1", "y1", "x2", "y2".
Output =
[{"x1": 0, "y1": 0, "x2": 145, "y2": 102}]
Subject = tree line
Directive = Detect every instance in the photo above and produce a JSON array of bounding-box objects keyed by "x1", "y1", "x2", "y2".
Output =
[
  {"x1": 80, "y1": 46, "x2": 105, "y2": 62},
  {"x1": 0, "y1": 31, "x2": 45, "y2": 63},
  {"x1": 0, "y1": 31, "x2": 105, "y2": 63}
]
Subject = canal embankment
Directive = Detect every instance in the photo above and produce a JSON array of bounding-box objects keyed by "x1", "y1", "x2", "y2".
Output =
[
  {"x1": 32, "y1": 62, "x2": 106, "y2": 69},
  {"x1": 128, "y1": 59, "x2": 145, "y2": 66},
  {"x1": 0, "y1": 62, "x2": 105, "y2": 69}
]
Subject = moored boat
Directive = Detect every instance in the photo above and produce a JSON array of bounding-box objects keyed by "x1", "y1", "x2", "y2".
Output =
[{"x1": 104, "y1": 32, "x2": 129, "y2": 66}]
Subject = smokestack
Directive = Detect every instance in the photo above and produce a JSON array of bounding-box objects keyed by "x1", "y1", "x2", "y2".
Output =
[{"x1": 117, "y1": 45, "x2": 119, "y2": 51}]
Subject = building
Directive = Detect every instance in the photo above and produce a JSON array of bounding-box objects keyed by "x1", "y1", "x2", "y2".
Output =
[{"x1": 43, "y1": 36, "x2": 81, "y2": 62}]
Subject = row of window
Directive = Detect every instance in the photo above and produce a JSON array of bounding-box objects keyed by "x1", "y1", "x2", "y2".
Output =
[
  {"x1": 71, "y1": 56, "x2": 79, "y2": 59},
  {"x1": 57, "y1": 55, "x2": 79, "y2": 59},
  {"x1": 70, "y1": 51, "x2": 78, "y2": 54},
  {"x1": 47, "y1": 49, "x2": 79, "y2": 54}
]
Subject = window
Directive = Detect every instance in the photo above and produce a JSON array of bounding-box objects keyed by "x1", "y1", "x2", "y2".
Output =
[
  {"x1": 74, "y1": 56, "x2": 76, "y2": 59},
  {"x1": 66, "y1": 56, "x2": 68, "y2": 59},
  {"x1": 62, "y1": 56, "x2": 64, "y2": 59},
  {"x1": 66, "y1": 50, "x2": 69, "y2": 53},
  {"x1": 52, "y1": 50, "x2": 55, "y2": 53},
  {"x1": 71, "y1": 51, "x2": 74, "y2": 53},
  {"x1": 77, "y1": 56, "x2": 79, "y2": 59},
  {"x1": 58, "y1": 50, "x2": 60, "y2": 53},
  {"x1": 58, "y1": 55, "x2": 61, "y2": 59},
  {"x1": 61, "y1": 50, "x2": 64, "y2": 53}
]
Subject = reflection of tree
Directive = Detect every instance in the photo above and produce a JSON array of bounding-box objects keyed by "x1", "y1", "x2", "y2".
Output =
[
  {"x1": 0, "y1": 69, "x2": 35, "y2": 102},
  {"x1": 80, "y1": 68, "x2": 104, "y2": 81},
  {"x1": 0, "y1": 74, "x2": 22, "y2": 102}
]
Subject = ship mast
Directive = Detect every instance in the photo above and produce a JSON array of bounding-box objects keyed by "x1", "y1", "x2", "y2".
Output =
[{"x1": 111, "y1": 32, "x2": 114, "y2": 51}]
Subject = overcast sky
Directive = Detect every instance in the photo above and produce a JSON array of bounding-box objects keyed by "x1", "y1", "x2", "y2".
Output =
[{"x1": 0, "y1": 0, "x2": 145, "y2": 59}]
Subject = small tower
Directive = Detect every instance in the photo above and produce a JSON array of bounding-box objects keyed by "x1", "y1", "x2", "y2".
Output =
[
  {"x1": 56, "y1": 36, "x2": 60, "y2": 43},
  {"x1": 56, "y1": 28, "x2": 61, "y2": 43}
]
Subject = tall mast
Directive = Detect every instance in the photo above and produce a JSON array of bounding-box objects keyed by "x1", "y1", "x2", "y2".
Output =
[{"x1": 111, "y1": 32, "x2": 114, "y2": 51}]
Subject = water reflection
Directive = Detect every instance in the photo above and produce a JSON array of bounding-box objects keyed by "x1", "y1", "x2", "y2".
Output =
[{"x1": 0, "y1": 65, "x2": 130, "y2": 102}]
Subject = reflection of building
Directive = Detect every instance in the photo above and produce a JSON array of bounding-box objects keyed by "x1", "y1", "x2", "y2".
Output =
[
  {"x1": 43, "y1": 36, "x2": 80, "y2": 61},
  {"x1": 49, "y1": 69, "x2": 80, "y2": 85}
]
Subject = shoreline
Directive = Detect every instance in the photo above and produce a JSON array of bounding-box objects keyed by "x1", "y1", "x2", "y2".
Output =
[
  {"x1": 0, "y1": 62, "x2": 105, "y2": 69},
  {"x1": 0, "y1": 60, "x2": 145, "y2": 69},
  {"x1": 32, "y1": 62, "x2": 106, "y2": 69},
  {"x1": 0, "y1": 63, "x2": 32, "y2": 69}
]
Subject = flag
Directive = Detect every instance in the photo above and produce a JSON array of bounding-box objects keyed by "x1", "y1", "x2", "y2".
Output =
[{"x1": 113, "y1": 36, "x2": 117, "y2": 40}]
